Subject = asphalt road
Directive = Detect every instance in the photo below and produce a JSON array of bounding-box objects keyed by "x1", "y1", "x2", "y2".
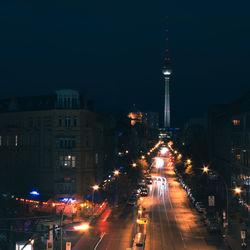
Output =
[
  {"x1": 72, "y1": 205, "x2": 136, "y2": 250},
  {"x1": 143, "y1": 156, "x2": 227, "y2": 250},
  {"x1": 69, "y1": 153, "x2": 228, "y2": 250}
]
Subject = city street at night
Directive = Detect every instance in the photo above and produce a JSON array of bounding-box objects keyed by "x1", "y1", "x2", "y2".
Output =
[
  {"x1": 144, "y1": 157, "x2": 225, "y2": 250},
  {"x1": 69, "y1": 153, "x2": 226, "y2": 250},
  {"x1": 1, "y1": 1, "x2": 250, "y2": 249}
]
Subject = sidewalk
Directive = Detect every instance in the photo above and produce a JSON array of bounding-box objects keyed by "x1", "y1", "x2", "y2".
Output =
[{"x1": 224, "y1": 217, "x2": 249, "y2": 249}]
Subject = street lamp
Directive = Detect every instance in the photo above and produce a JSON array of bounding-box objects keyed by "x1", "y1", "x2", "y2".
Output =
[
  {"x1": 91, "y1": 185, "x2": 99, "y2": 220},
  {"x1": 132, "y1": 163, "x2": 137, "y2": 167},
  {"x1": 234, "y1": 187, "x2": 242, "y2": 194},
  {"x1": 114, "y1": 170, "x2": 119, "y2": 176},
  {"x1": 141, "y1": 155, "x2": 145, "y2": 160},
  {"x1": 203, "y1": 166, "x2": 209, "y2": 173},
  {"x1": 186, "y1": 159, "x2": 191, "y2": 165}
]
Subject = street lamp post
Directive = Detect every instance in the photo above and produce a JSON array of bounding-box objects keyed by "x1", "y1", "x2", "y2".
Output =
[
  {"x1": 220, "y1": 177, "x2": 229, "y2": 236},
  {"x1": 91, "y1": 185, "x2": 99, "y2": 220},
  {"x1": 60, "y1": 199, "x2": 71, "y2": 250},
  {"x1": 202, "y1": 166, "x2": 229, "y2": 236},
  {"x1": 114, "y1": 170, "x2": 119, "y2": 204}
]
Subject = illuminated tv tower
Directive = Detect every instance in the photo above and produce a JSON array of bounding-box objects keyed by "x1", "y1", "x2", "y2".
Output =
[{"x1": 162, "y1": 17, "x2": 172, "y2": 129}]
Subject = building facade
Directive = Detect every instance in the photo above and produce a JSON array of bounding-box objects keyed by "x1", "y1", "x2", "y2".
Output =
[
  {"x1": 0, "y1": 90, "x2": 105, "y2": 200},
  {"x1": 208, "y1": 92, "x2": 250, "y2": 205}
]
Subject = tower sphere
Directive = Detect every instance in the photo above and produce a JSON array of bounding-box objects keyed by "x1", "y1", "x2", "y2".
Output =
[{"x1": 162, "y1": 67, "x2": 172, "y2": 76}]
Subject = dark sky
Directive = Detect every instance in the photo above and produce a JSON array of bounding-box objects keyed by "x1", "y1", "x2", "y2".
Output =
[{"x1": 1, "y1": 1, "x2": 250, "y2": 126}]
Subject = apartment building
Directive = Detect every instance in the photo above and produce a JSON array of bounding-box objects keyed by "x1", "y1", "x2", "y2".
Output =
[{"x1": 0, "y1": 89, "x2": 105, "y2": 200}]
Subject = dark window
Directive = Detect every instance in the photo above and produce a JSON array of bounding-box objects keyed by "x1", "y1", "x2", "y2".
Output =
[
  {"x1": 58, "y1": 116, "x2": 62, "y2": 127},
  {"x1": 74, "y1": 116, "x2": 78, "y2": 127},
  {"x1": 65, "y1": 116, "x2": 71, "y2": 128}
]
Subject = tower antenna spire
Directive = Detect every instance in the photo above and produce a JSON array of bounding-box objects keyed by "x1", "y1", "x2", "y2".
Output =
[
  {"x1": 164, "y1": 16, "x2": 171, "y2": 64},
  {"x1": 162, "y1": 16, "x2": 172, "y2": 130}
]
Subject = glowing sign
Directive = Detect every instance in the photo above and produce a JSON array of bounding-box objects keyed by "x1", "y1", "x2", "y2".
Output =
[{"x1": 30, "y1": 191, "x2": 39, "y2": 196}]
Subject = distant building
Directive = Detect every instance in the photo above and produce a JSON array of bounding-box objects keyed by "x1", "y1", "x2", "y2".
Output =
[
  {"x1": 182, "y1": 116, "x2": 208, "y2": 162},
  {"x1": 142, "y1": 112, "x2": 159, "y2": 130},
  {"x1": 0, "y1": 89, "x2": 105, "y2": 200},
  {"x1": 208, "y1": 91, "x2": 250, "y2": 203}
]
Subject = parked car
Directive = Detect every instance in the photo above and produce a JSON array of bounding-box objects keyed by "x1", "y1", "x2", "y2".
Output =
[
  {"x1": 146, "y1": 177, "x2": 152, "y2": 185},
  {"x1": 133, "y1": 233, "x2": 146, "y2": 250},
  {"x1": 140, "y1": 189, "x2": 148, "y2": 197},
  {"x1": 127, "y1": 196, "x2": 137, "y2": 206},
  {"x1": 197, "y1": 204, "x2": 206, "y2": 213},
  {"x1": 207, "y1": 219, "x2": 220, "y2": 233}
]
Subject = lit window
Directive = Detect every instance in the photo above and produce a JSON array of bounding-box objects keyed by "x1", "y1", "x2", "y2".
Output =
[
  {"x1": 57, "y1": 155, "x2": 76, "y2": 168},
  {"x1": 236, "y1": 154, "x2": 241, "y2": 160},
  {"x1": 0, "y1": 136, "x2": 2, "y2": 146},
  {"x1": 232, "y1": 120, "x2": 240, "y2": 126}
]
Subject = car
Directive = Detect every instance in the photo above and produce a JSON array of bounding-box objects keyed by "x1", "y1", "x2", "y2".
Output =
[
  {"x1": 207, "y1": 221, "x2": 220, "y2": 233},
  {"x1": 189, "y1": 194, "x2": 196, "y2": 204},
  {"x1": 197, "y1": 204, "x2": 206, "y2": 213},
  {"x1": 133, "y1": 233, "x2": 146, "y2": 249},
  {"x1": 195, "y1": 201, "x2": 203, "y2": 208},
  {"x1": 146, "y1": 177, "x2": 152, "y2": 185},
  {"x1": 140, "y1": 189, "x2": 148, "y2": 197},
  {"x1": 127, "y1": 197, "x2": 137, "y2": 206}
]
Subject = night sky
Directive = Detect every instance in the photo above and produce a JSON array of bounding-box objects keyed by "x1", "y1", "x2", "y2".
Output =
[{"x1": 1, "y1": 1, "x2": 250, "y2": 126}]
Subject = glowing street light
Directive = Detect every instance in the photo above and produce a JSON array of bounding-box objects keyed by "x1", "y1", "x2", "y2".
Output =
[
  {"x1": 91, "y1": 185, "x2": 99, "y2": 219},
  {"x1": 234, "y1": 187, "x2": 242, "y2": 194},
  {"x1": 177, "y1": 154, "x2": 182, "y2": 160},
  {"x1": 155, "y1": 157, "x2": 164, "y2": 168},
  {"x1": 132, "y1": 163, "x2": 137, "y2": 167},
  {"x1": 73, "y1": 223, "x2": 89, "y2": 230},
  {"x1": 160, "y1": 147, "x2": 168, "y2": 155},
  {"x1": 114, "y1": 170, "x2": 119, "y2": 176},
  {"x1": 141, "y1": 155, "x2": 145, "y2": 159},
  {"x1": 186, "y1": 159, "x2": 191, "y2": 165},
  {"x1": 92, "y1": 185, "x2": 99, "y2": 191},
  {"x1": 203, "y1": 166, "x2": 209, "y2": 173}
]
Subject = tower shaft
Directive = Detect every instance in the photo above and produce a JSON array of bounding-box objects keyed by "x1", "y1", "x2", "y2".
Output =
[{"x1": 164, "y1": 76, "x2": 170, "y2": 128}]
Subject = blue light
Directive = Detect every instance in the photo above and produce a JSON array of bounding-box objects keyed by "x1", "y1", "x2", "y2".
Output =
[
  {"x1": 118, "y1": 132, "x2": 123, "y2": 136},
  {"x1": 59, "y1": 197, "x2": 76, "y2": 202},
  {"x1": 120, "y1": 166, "x2": 124, "y2": 169},
  {"x1": 30, "y1": 191, "x2": 40, "y2": 196}
]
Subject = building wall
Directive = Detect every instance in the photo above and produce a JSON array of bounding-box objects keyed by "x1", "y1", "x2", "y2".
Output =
[
  {"x1": 0, "y1": 107, "x2": 105, "y2": 199},
  {"x1": 208, "y1": 93, "x2": 250, "y2": 203}
]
